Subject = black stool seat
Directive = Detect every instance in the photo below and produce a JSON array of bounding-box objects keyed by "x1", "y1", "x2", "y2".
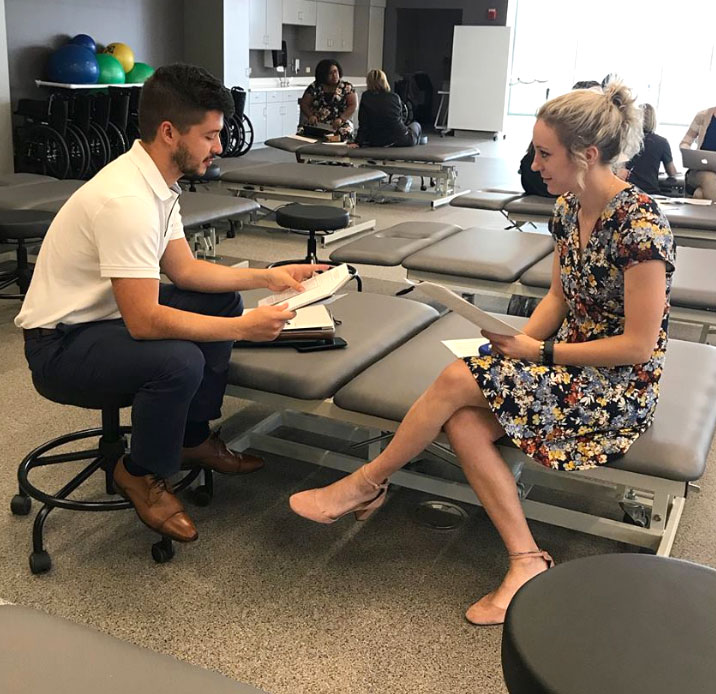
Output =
[
  {"x1": 181, "y1": 163, "x2": 221, "y2": 190},
  {"x1": 502, "y1": 554, "x2": 716, "y2": 694},
  {"x1": 276, "y1": 203, "x2": 349, "y2": 232},
  {"x1": 32, "y1": 374, "x2": 134, "y2": 411},
  {"x1": 0, "y1": 210, "x2": 54, "y2": 240}
]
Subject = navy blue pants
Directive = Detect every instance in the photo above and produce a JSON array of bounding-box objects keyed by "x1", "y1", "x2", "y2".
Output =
[{"x1": 24, "y1": 286, "x2": 243, "y2": 477}]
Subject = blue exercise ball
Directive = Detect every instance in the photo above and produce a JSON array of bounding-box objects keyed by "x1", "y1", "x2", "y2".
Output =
[
  {"x1": 47, "y1": 44, "x2": 99, "y2": 84},
  {"x1": 69, "y1": 33, "x2": 96, "y2": 53}
]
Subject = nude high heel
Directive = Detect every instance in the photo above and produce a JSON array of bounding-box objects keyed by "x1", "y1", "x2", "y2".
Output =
[
  {"x1": 465, "y1": 549, "x2": 554, "y2": 627},
  {"x1": 289, "y1": 465, "x2": 388, "y2": 524}
]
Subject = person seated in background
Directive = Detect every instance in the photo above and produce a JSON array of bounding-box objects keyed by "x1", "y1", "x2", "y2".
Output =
[
  {"x1": 680, "y1": 103, "x2": 716, "y2": 199},
  {"x1": 355, "y1": 69, "x2": 422, "y2": 147},
  {"x1": 298, "y1": 59, "x2": 356, "y2": 142},
  {"x1": 618, "y1": 104, "x2": 677, "y2": 195},
  {"x1": 519, "y1": 80, "x2": 602, "y2": 197}
]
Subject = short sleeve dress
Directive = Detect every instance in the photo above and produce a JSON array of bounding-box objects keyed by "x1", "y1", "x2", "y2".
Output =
[
  {"x1": 464, "y1": 186, "x2": 675, "y2": 470},
  {"x1": 298, "y1": 80, "x2": 355, "y2": 140}
]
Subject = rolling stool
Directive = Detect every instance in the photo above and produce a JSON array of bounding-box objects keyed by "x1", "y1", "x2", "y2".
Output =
[
  {"x1": 501, "y1": 554, "x2": 716, "y2": 694},
  {"x1": 271, "y1": 203, "x2": 362, "y2": 290},
  {"x1": 0, "y1": 210, "x2": 54, "y2": 299},
  {"x1": 10, "y1": 375, "x2": 212, "y2": 573}
]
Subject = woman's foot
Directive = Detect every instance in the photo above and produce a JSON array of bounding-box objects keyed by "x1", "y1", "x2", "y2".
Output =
[
  {"x1": 465, "y1": 550, "x2": 554, "y2": 626},
  {"x1": 289, "y1": 465, "x2": 388, "y2": 524}
]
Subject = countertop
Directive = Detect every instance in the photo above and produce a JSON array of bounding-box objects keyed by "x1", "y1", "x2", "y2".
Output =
[{"x1": 248, "y1": 76, "x2": 367, "y2": 92}]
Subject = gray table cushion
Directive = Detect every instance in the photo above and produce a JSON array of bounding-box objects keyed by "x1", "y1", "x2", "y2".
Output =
[
  {"x1": 505, "y1": 195, "x2": 557, "y2": 216},
  {"x1": 403, "y1": 228, "x2": 555, "y2": 282},
  {"x1": 0, "y1": 173, "x2": 57, "y2": 186},
  {"x1": 228, "y1": 291, "x2": 439, "y2": 400},
  {"x1": 265, "y1": 136, "x2": 318, "y2": 153},
  {"x1": 0, "y1": 180, "x2": 84, "y2": 211},
  {"x1": 520, "y1": 253, "x2": 553, "y2": 288},
  {"x1": 179, "y1": 193, "x2": 259, "y2": 228},
  {"x1": 221, "y1": 162, "x2": 386, "y2": 190},
  {"x1": 334, "y1": 311, "x2": 716, "y2": 481},
  {"x1": 0, "y1": 605, "x2": 266, "y2": 693},
  {"x1": 520, "y1": 247, "x2": 716, "y2": 310},
  {"x1": 450, "y1": 190, "x2": 525, "y2": 211},
  {"x1": 330, "y1": 221, "x2": 463, "y2": 266},
  {"x1": 296, "y1": 143, "x2": 351, "y2": 157},
  {"x1": 663, "y1": 202, "x2": 716, "y2": 230},
  {"x1": 214, "y1": 157, "x2": 273, "y2": 176},
  {"x1": 348, "y1": 144, "x2": 480, "y2": 162}
]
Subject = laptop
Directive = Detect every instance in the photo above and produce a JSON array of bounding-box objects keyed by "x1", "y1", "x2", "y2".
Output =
[{"x1": 681, "y1": 147, "x2": 716, "y2": 172}]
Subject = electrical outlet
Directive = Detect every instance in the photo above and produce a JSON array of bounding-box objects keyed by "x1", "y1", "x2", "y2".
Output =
[{"x1": 305, "y1": 66, "x2": 311, "y2": 73}]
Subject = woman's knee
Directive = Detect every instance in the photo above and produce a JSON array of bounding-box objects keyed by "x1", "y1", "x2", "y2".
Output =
[{"x1": 434, "y1": 360, "x2": 485, "y2": 406}]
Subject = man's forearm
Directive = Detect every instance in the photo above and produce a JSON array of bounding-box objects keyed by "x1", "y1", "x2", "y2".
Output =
[
  {"x1": 172, "y1": 259, "x2": 268, "y2": 293},
  {"x1": 131, "y1": 303, "x2": 245, "y2": 342}
]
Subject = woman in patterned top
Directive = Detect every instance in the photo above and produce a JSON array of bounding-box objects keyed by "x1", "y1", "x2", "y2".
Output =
[
  {"x1": 290, "y1": 83, "x2": 675, "y2": 626},
  {"x1": 298, "y1": 59, "x2": 357, "y2": 141}
]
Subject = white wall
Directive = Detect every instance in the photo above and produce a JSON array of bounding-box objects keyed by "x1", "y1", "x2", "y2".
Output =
[{"x1": 0, "y1": 0, "x2": 13, "y2": 173}]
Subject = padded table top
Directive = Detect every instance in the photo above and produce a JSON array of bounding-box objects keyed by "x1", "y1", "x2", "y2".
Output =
[
  {"x1": 521, "y1": 247, "x2": 716, "y2": 310},
  {"x1": 0, "y1": 605, "x2": 265, "y2": 693},
  {"x1": 179, "y1": 192, "x2": 259, "y2": 228},
  {"x1": 449, "y1": 190, "x2": 525, "y2": 211},
  {"x1": 0, "y1": 173, "x2": 57, "y2": 187},
  {"x1": 334, "y1": 311, "x2": 716, "y2": 481},
  {"x1": 330, "y1": 221, "x2": 463, "y2": 266},
  {"x1": 220, "y1": 162, "x2": 386, "y2": 190},
  {"x1": 0, "y1": 180, "x2": 84, "y2": 211},
  {"x1": 503, "y1": 555, "x2": 716, "y2": 694},
  {"x1": 504, "y1": 195, "x2": 557, "y2": 216},
  {"x1": 662, "y1": 202, "x2": 716, "y2": 230},
  {"x1": 403, "y1": 228, "x2": 554, "y2": 283},
  {"x1": 228, "y1": 291, "x2": 439, "y2": 400}
]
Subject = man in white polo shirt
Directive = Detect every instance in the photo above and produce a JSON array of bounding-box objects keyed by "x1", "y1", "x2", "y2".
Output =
[{"x1": 16, "y1": 64, "x2": 324, "y2": 543}]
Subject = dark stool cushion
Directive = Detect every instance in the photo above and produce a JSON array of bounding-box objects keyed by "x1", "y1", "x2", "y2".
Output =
[
  {"x1": 0, "y1": 210, "x2": 54, "y2": 241},
  {"x1": 502, "y1": 554, "x2": 716, "y2": 694},
  {"x1": 33, "y1": 373, "x2": 134, "y2": 411},
  {"x1": 181, "y1": 163, "x2": 221, "y2": 184},
  {"x1": 275, "y1": 203, "x2": 349, "y2": 232}
]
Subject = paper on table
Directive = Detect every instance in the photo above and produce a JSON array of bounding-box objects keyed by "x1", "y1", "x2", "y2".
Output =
[
  {"x1": 653, "y1": 196, "x2": 713, "y2": 206},
  {"x1": 442, "y1": 338, "x2": 489, "y2": 358},
  {"x1": 287, "y1": 134, "x2": 318, "y2": 143},
  {"x1": 416, "y1": 281, "x2": 523, "y2": 336}
]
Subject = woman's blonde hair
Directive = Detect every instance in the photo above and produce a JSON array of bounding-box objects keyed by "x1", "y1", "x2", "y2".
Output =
[
  {"x1": 640, "y1": 103, "x2": 656, "y2": 134},
  {"x1": 366, "y1": 69, "x2": 391, "y2": 93},
  {"x1": 537, "y1": 81, "x2": 643, "y2": 183}
]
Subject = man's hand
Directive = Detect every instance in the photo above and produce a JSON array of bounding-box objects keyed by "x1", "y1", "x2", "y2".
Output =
[
  {"x1": 482, "y1": 331, "x2": 542, "y2": 362},
  {"x1": 263, "y1": 264, "x2": 331, "y2": 292},
  {"x1": 239, "y1": 304, "x2": 296, "y2": 341}
]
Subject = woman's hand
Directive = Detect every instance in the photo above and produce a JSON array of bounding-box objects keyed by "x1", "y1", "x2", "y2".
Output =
[
  {"x1": 263, "y1": 264, "x2": 330, "y2": 292},
  {"x1": 308, "y1": 115, "x2": 318, "y2": 125},
  {"x1": 482, "y1": 331, "x2": 542, "y2": 362},
  {"x1": 331, "y1": 118, "x2": 344, "y2": 130}
]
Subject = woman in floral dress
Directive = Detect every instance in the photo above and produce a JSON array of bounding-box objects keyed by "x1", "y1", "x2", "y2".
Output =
[
  {"x1": 290, "y1": 83, "x2": 675, "y2": 625},
  {"x1": 298, "y1": 59, "x2": 356, "y2": 141}
]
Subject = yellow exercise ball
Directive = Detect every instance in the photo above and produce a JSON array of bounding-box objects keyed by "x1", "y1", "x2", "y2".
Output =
[{"x1": 103, "y1": 42, "x2": 135, "y2": 73}]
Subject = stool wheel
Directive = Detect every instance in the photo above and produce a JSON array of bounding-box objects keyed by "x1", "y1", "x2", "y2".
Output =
[
  {"x1": 151, "y1": 538, "x2": 175, "y2": 564},
  {"x1": 191, "y1": 485, "x2": 213, "y2": 507},
  {"x1": 11, "y1": 494, "x2": 32, "y2": 516},
  {"x1": 29, "y1": 550, "x2": 51, "y2": 575}
]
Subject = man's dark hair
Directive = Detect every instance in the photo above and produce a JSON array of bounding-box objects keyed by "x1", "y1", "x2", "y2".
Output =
[
  {"x1": 138, "y1": 63, "x2": 234, "y2": 142},
  {"x1": 315, "y1": 59, "x2": 343, "y2": 85}
]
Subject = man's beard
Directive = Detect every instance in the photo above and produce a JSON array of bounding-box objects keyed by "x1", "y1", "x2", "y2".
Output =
[{"x1": 172, "y1": 142, "x2": 203, "y2": 176}]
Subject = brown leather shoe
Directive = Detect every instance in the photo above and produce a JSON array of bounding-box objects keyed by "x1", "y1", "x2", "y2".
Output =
[
  {"x1": 113, "y1": 457, "x2": 198, "y2": 543},
  {"x1": 181, "y1": 431, "x2": 264, "y2": 475}
]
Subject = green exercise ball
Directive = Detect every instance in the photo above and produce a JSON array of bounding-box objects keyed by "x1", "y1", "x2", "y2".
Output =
[
  {"x1": 125, "y1": 62, "x2": 154, "y2": 84},
  {"x1": 96, "y1": 53, "x2": 125, "y2": 84}
]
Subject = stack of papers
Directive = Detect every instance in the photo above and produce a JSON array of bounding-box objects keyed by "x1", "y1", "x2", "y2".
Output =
[
  {"x1": 243, "y1": 303, "x2": 335, "y2": 340},
  {"x1": 259, "y1": 264, "x2": 352, "y2": 311}
]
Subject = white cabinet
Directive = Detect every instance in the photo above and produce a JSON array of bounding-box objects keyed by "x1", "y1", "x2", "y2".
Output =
[
  {"x1": 298, "y1": 0, "x2": 354, "y2": 52},
  {"x1": 248, "y1": 92, "x2": 268, "y2": 144},
  {"x1": 281, "y1": 89, "x2": 302, "y2": 136},
  {"x1": 283, "y1": 0, "x2": 316, "y2": 26},
  {"x1": 248, "y1": 89, "x2": 303, "y2": 144},
  {"x1": 249, "y1": 0, "x2": 283, "y2": 50}
]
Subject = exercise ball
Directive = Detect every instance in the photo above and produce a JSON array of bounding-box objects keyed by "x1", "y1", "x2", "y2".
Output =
[
  {"x1": 96, "y1": 53, "x2": 125, "y2": 84},
  {"x1": 125, "y1": 62, "x2": 154, "y2": 84},
  {"x1": 69, "y1": 33, "x2": 96, "y2": 53},
  {"x1": 47, "y1": 44, "x2": 99, "y2": 84},
  {"x1": 103, "y1": 42, "x2": 134, "y2": 73}
]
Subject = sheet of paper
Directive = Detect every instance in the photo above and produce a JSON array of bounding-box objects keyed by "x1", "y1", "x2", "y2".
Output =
[
  {"x1": 654, "y1": 196, "x2": 713, "y2": 206},
  {"x1": 441, "y1": 338, "x2": 489, "y2": 358},
  {"x1": 287, "y1": 134, "x2": 318, "y2": 143},
  {"x1": 243, "y1": 304, "x2": 334, "y2": 331},
  {"x1": 415, "y1": 281, "x2": 523, "y2": 336}
]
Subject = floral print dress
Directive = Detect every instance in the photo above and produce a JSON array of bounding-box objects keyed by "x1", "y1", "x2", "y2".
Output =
[
  {"x1": 464, "y1": 186, "x2": 675, "y2": 470},
  {"x1": 297, "y1": 80, "x2": 355, "y2": 140}
]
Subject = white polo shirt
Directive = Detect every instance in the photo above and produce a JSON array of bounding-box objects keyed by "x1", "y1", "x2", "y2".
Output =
[{"x1": 15, "y1": 141, "x2": 185, "y2": 330}]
